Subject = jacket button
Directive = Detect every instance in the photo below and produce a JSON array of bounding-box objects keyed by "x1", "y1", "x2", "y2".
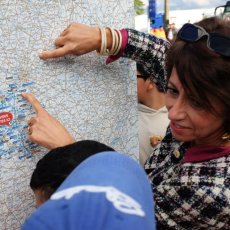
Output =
[{"x1": 174, "y1": 150, "x2": 180, "y2": 158}]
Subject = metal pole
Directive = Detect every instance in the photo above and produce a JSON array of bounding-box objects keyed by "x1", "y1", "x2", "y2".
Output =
[{"x1": 164, "y1": 0, "x2": 170, "y2": 29}]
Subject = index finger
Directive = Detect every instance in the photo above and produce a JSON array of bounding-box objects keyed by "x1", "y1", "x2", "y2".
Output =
[
  {"x1": 38, "y1": 46, "x2": 69, "y2": 59},
  {"x1": 22, "y1": 93, "x2": 46, "y2": 115}
]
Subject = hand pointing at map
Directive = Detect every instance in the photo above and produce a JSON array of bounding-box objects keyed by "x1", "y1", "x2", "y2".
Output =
[
  {"x1": 22, "y1": 93, "x2": 75, "y2": 149},
  {"x1": 38, "y1": 23, "x2": 108, "y2": 59}
]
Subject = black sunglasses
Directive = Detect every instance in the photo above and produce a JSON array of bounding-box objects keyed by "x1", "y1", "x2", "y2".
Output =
[
  {"x1": 137, "y1": 74, "x2": 148, "y2": 80},
  {"x1": 177, "y1": 23, "x2": 230, "y2": 57}
]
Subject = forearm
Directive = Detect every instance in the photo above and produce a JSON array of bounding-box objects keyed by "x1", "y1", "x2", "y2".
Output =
[{"x1": 39, "y1": 23, "x2": 170, "y2": 92}]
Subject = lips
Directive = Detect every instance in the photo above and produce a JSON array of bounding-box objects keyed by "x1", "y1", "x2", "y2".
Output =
[{"x1": 170, "y1": 122, "x2": 189, "y2": 131}]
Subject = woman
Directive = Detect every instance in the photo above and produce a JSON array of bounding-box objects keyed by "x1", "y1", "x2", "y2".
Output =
[{"x1": 25, "y1": 17, "x2": 230, "y2": 229}]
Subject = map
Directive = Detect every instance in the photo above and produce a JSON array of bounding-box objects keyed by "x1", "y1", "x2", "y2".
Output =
[{"x1": 0, "y1": 1, "x2": 138, "y2": 229}]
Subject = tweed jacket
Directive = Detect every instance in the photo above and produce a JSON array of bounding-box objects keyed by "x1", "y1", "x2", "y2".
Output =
[{"x1": 122, "y1": 29, "x2": 230, "y2": 229}]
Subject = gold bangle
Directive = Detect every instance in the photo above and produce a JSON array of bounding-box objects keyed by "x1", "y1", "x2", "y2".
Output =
[
  {"x1": 113, "y1": 29, "x2": 122, "y2": 56},
  {"x1": 106, "y1": 27, "x2": 115, "y2": 54},
  {"x1": 96, "y1": 27, "x2": 110, "y2": 55}
]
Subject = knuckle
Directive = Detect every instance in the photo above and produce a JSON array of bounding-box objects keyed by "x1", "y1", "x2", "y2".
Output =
[{"x1": 33, "y1": 117, "x2": 39, "y2": 123}]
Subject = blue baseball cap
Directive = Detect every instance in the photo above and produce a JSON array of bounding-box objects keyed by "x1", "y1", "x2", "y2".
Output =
[{"x1": 22, "y1": 151, "x2": 155, "y2": 230}]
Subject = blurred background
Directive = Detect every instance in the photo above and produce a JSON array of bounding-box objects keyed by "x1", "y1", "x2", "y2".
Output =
[{"x1": 134, "y1": 0, "x2": 230, "y2": 41}]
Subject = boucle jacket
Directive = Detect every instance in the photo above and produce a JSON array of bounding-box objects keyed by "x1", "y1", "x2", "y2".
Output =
[{"x1": 122, "y1": 29, "x2": 230, "y2": 230}]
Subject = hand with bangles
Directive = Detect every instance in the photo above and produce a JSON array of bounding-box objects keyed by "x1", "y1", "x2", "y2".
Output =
[
  {"x1": 22, "y1": 93, "x2": 75, "y2": 149},
  {"x1": 38, "y1": 23, "x2": 104, "y2": 59},
  {"x1": 38, "y1": 22, "x2": 123, "y2": 60}
]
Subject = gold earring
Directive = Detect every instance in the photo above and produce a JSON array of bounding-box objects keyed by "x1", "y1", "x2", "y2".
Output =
[{"x1": 222, "y1": 133, "x2": 230, "y2": 141}]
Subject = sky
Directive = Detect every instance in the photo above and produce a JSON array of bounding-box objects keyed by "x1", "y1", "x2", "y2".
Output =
[
  {"x1": 136, "y1": 0, "x2": 229, "y2": 31},
  {"x1": 156, "y1": 0, "x2": 228, "y2": 11}
]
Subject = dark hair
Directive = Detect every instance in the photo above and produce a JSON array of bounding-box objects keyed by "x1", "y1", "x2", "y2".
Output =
[
  {"x1": 30, "y1": 140, "x2": 114, "y2": 201},
  {"x1": 166, "y1": 17, "x2": 230, "y2": 132},
  {"x1": 136, "y1": 62, "x2": 165, "y2": 92},
  {"x1": 136, "y1": 62, "x2": 150, "y2": 80}
]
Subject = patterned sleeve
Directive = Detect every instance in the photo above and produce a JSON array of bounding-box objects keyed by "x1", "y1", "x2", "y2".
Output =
[{"x1": 123, "y1": 29, "x2": 170, "y2": 92}]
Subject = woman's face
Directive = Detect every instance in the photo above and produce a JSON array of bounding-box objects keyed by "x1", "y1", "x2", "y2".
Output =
[{"x1": 165, "y1": 68, "x2": 225, "y2": 146}]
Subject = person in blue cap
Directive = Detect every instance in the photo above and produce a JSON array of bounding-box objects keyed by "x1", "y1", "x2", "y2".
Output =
[{"x1": 22, "y1": 152, "x2": 156, "y2": 230}]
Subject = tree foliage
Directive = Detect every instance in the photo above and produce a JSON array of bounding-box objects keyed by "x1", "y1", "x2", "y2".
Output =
[{"x1": 134, "y1": 0, "x2": 145, "y2": 15}]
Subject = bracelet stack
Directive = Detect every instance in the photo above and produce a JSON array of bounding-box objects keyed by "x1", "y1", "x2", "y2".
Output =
[{"x1": 97, "y1": 27, "x2": 122, "y2": 56}]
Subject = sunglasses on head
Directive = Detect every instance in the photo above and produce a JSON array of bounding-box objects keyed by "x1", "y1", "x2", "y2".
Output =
[{"x1": 177, "y1": 23, "x2": 230, "y2": 57}]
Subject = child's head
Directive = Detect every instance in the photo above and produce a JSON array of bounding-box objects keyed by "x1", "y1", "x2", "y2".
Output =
[
  {"x1": 30, "y1": 140, "x2": 114, "y2": 207},
  {"x1": 136, "y1": 63, "x2": 165, "y2": 94}
]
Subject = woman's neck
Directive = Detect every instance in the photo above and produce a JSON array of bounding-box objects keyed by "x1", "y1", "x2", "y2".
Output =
[{"x1": 192, "y1": 132, "x2": 230, "y2": 147}]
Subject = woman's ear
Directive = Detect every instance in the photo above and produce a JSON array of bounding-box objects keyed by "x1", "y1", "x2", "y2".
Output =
[{"x1": 146, "y1": 78, "x2": 154, "y2": 91}]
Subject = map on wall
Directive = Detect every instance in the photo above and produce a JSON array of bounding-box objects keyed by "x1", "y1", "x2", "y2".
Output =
[{"x1": 0, "y1": 1, "x2": 138, "y2": 229}]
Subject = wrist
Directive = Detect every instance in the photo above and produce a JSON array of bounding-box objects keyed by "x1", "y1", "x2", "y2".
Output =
[
  {"x1": 62, "y1": 136, "x2": 76, "y2": 148},
  {"x1": 96, "y1": 27, "x2": 122, "y2": 56},
  {"x1": 105, "y1": 28, "x2": 112, "y2": 50},
  {"x1": 50, "y1": 136, "x2": 75, "y2": 150},
  {"x1": 93, "y1": 27, "x2": 102, "y2": 51}
]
